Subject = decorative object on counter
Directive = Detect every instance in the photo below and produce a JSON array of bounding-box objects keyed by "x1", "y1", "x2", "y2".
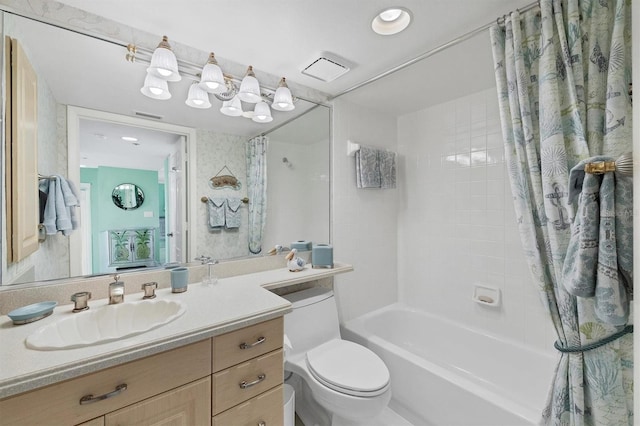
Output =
[
  {"x1": 291, "y1": 240, "x2": 312, "y2": 251},
  {"x1": 312, "y1": 244, "x2": 334, "y2": 269},
  {"x1": 285, "y1": 248, "x2": 306, "y2": 272},
  {"x1": 209, "y1": 165, "x2": 242, "y2": 190},
  {"x1": 267, "y1": 244, "x2": 290, "y2": 255},
  {"x1": 7, "y1": 301, "x2": 57, "y2": 325},
  {"x1": 171, "y1": 267, "x2": 189, "y2": 293}
]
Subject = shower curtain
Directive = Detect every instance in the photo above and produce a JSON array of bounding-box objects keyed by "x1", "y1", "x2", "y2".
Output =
[
  {"x1": 246, "y1": 135, "x2": 268, "y2": 254},
  {"x1": 490, "y1": 0, "x2": 633, "y2": 424}
]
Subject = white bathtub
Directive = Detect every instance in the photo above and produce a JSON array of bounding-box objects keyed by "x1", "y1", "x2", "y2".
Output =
[{"x1": 341, "y1": 303, "x2": 558, "y2": 426}]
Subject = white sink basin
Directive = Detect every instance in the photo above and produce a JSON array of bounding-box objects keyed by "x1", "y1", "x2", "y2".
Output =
[{"x1": 26, "y1": 299, "x2": 186, "y2": 351}]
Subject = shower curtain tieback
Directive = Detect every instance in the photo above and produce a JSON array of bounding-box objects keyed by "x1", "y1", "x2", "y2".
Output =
[{"x1": 554, "y1": 325, "x2": 633, "y2": 353}]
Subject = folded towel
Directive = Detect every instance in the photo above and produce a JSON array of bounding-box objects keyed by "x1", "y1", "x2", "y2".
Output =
[
  {"x1": 225, "y1": 198, "x2": 243, "y2": 229},
  {"x1": 355, "y1": 146, "x2": 381, "y2": 188},
  {"x1": 379, "y1": 150, "x2": 397, "y2": 189},
  {"x1": 207, "y1": 198, "x2": 226, "y2": 229},
  {"x1": 562, "y1": 156, "x2": 632, "y2": 325},
  {"x1": 58, "y1": 176, "x2": 80, "y2": 235}
]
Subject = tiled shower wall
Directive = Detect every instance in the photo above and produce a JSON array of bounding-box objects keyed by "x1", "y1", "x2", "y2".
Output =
[{"x1": 397, "y1": 88, "x2": 556, "y2": 353}]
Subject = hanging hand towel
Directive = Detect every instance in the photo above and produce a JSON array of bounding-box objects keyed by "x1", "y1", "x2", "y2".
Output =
[
  {"x1": 562, "y1": 156, "x2": 632, "y2": 325},
  {"x1": 58, "y1": 175, "x2": 80, "y2": 235},
  {"x1": 355, "y1": 146, "x2": 381, "y2": 188},
  {"x1": 207, "y1": 198, "x2": 226, "y2": 230},
  {"x1": 43, "y1": 179, "x2": 58, "y2": 235},
  {"x1": 225, "y1": 198, "x2": 243, "y2": 229},
  {"x1": 379, "y1": 150, "x2": 397, "y2": 189},
  {"x1": 53, "y1": 177, "x2": 73, "y2": 234}
]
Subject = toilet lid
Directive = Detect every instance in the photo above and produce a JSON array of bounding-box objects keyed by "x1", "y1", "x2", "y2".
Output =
[{"x1": 306, "y1": 339, "x2": 390, "y2": 397}]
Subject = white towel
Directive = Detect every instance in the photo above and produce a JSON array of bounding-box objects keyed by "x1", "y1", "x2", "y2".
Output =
[
  {"x1": 207, "y1": 198, "x2": 225, "y2": 229},
  {"x1": 225, "y1": 198, "x2": 243, "y2": 229},
  {"x1": 58, "y1": 176, "x2": 80, "y2": 235}
]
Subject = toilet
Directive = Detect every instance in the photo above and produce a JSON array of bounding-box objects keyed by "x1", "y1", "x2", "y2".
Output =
[{"x1": 282, "y1": 287, "x2": 391, "y2": 426}]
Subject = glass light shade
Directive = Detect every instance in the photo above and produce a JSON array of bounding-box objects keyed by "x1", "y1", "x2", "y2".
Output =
[
  {"x1": 271, "y1": 77, "x2": 295, "y2": 111},
  {"x1": 252, "y1": 101, "x2": 273, "y2": 123},
  {"x1": 238, "y1": 66, "x2": 262, "y2": 103},
  {"x1": 199, "y1": 53, "x2": 225, "y2": 94},
  {"x1": 147, "y1": 36, "x2": 181, "y2": 81},
  {"x1": 140, "y1": 73, "x2": 171, "y2": 100},
  {"x1": 220, "y1": 95, "x2": 243, "y2": 117},
  {"x1": 185, "y1": 83, "x2": 211, "y2": 109}
]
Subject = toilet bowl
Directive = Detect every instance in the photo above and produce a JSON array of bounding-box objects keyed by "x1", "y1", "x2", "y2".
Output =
[{"x1": 282, "y1": 287, "x2": 391, "y2": 425}]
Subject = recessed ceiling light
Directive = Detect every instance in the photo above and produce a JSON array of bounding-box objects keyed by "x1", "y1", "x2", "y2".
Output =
[
  {"x1": 121, "y1": 136, "x2": 138, "y2": 142},
  {"x1": 372, "y1": 7, "x2": 412, "y2": 35}
]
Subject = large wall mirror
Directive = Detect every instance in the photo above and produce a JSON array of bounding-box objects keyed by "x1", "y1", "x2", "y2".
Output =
[{"x1": 0, "y1": 9, "x2": 331, "y2": 286}]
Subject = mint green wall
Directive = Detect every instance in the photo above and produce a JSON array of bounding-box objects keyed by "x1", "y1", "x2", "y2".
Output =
[{"x1": 81, "y1": 166, "x2": 160, "y2": 273}]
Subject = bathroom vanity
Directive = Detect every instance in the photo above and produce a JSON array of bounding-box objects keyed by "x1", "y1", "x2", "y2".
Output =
[{"x1": 0, "y1": 262, "x2": 353, "y2": 425}]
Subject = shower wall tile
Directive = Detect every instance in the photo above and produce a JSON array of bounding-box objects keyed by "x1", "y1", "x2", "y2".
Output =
[{"x1": 397, "y1": 87, "x2": 556, "y2": 355}]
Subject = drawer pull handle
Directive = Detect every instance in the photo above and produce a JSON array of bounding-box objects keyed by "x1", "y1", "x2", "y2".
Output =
[
  {"x1": 239, "y1": 374, "x2": 266, "y2": 389},
  {"x1": 239, "y1": 336, "x2": 266, "y2": 350},
  {"x1": 79, "y1": 384, "x2": 128, "y2": 405}
]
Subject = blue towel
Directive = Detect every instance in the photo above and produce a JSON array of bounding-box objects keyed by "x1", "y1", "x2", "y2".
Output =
[
  {"x1": 225, "y1": 198, "x2": 242, "y2": 229},
  {"x1": 207, "y1": 198, "x2": 225, "y2": 230},
  {"x1": 58, "y1": 176, "x2": 79, "y2": 236},
  {"x1": 562, "y1": 156, "x2": 633, "y2": 325}
]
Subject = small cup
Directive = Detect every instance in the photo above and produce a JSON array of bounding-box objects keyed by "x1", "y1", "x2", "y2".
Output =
[{"x1": 170, "y1": 267, "x2": 189, "y2": 293}]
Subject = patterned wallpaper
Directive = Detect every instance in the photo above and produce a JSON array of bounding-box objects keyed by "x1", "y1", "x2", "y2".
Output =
[{"x1": 195, "y1": 129, "x2": 251, "y2": 261}]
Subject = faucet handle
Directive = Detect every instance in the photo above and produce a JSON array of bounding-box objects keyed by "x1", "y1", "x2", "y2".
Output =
[
  {"x1": 71, "y1": 291, "x2": 91, "y2": 312},
  {"x1": 194, "y1": 255, "x2": 212, "y2": 264},
  {"x1": 141, "y1": 282, "x2": 158, "y2": 299}
]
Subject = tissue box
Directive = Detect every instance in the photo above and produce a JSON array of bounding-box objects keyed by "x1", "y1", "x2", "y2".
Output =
[{"x1": 312, "y1": 244, "x2": 333, "y2": 269}]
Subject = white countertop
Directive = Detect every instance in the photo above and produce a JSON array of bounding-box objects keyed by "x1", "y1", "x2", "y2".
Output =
[{"x1": 0, "y1": 262, "x2": 353, "y2": 399}]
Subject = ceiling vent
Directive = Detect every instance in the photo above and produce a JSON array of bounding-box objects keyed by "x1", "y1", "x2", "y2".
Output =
[
  {"x1": 134, "y1": 111, "x2": 163, "y2": 120},
  {"x1": 301, "y1": 52, "x2": 351, "y2": 82}
]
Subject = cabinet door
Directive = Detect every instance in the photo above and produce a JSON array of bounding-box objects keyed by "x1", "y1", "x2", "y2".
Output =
[
  {"x1": 105, "y1": 378, "x2": 211, "y2": 426},
  {"x1": 7, "y1": 37, "x2": 39, "y2": 262}
]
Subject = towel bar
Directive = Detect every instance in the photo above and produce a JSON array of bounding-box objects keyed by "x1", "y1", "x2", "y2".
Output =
[{"x1": 201, "y1": 196, "x2": 249, "y2": 204}]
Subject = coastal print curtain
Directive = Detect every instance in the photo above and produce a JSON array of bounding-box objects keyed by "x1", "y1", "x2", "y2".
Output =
[
  {"x1": 490, "y1": 0, "x2": 633, "y2": 424},
  {"x1": 246, "y1": 135, "x2": 268, "y2": 254}
]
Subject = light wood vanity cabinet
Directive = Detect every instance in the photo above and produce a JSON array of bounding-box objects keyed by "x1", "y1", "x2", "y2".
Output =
[
  {"x1": 212, "y1": 316, "x2": 284, "y2": 425},
  {"x1": 0, "y1": 317, "x2": 284, "y2": 426}
]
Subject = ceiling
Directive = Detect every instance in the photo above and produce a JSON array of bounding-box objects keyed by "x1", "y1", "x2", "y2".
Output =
[{"x1": 54, "y1": 0, "x2": 534, "y2": 115}]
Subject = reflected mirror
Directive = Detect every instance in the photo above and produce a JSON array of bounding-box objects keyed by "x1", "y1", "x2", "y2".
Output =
[
  {"x1": 0, "y1": 9, "x2": 331, "y2": 286},
  {"x1": 112, "y1": 184, "x2": 145, "y2": 210}
]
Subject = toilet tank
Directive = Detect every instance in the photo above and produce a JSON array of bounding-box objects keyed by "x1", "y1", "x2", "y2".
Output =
[{"x1": 282, "y1": 287, "x2": 341, "y2": 357}]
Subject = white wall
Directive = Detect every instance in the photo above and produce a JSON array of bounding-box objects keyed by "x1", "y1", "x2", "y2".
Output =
[
  {"x1": 332, "y1": 98, "x2": 399, "y2": 322},
  {"x1": 397, "y1": 88, "x2": 555, "y2": 352}
]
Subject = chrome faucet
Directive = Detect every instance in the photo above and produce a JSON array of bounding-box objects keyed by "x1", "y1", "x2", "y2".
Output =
[
  {"x1": 109, "y1": 275, "x2": 125, "y2": 305},
  {"x1": 71, "y1": 291, "x2": 92, "y2": 312}
]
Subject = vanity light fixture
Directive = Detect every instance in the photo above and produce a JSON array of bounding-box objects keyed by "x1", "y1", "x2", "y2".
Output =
[
  {"x1": 271, "y1": 78, "x2": 295, "y2": 111},
  {"x1": 220, "y1": 95, "x2": 243, "y2": 117},
  {"x1": 199, "y1": 53, "x2": 225, "y2": 94},
  {"x1": 372, "y1": 7, "x2": 412, "y2": 35},
  {"x1": 147, "y1": 36, "x2": 181, "y2": 81},
  {"x1": 129, "y1": 39, "x2": 296, "y2": 123},
  {"x1": 252, "y1": 101, "x2": 273, "y2": 123},
  {"x1": 140, "y1": 73, "x2": 172, "y2": 100},
  {"x1": 238, "y1": 66, "x2": 262, "y2": 103},
  {"x1": 185, "y1": 82, "x2": 212, "y2": 109}
]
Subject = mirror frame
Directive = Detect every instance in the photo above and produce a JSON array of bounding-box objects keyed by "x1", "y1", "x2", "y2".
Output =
[{"x1": 66, "y1": 106, "x2": 198, "y2": 278}]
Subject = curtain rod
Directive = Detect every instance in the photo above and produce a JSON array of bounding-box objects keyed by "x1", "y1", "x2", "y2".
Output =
[{"x1": 330, "y1": 0, "x2": 540, "y2": 101}]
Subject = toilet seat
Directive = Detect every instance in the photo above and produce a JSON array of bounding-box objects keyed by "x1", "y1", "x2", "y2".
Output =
[{"x1": 305, "y1": 339, "x2": 390, "y2": 397}]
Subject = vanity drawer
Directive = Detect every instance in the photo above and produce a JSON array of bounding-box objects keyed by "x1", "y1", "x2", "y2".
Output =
[
  {"x1": 213, "y1": 385, "x2": 283, "y2": 426},
  {"x1": 0, "y1": 339, "x2": 212, "y2": 426},
  {"x1": 213, "y1": 316, "x2": 283, "y2": 371},
  {"x1": 212, "y1": 348, "x2": 283, "y2": 415}
]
